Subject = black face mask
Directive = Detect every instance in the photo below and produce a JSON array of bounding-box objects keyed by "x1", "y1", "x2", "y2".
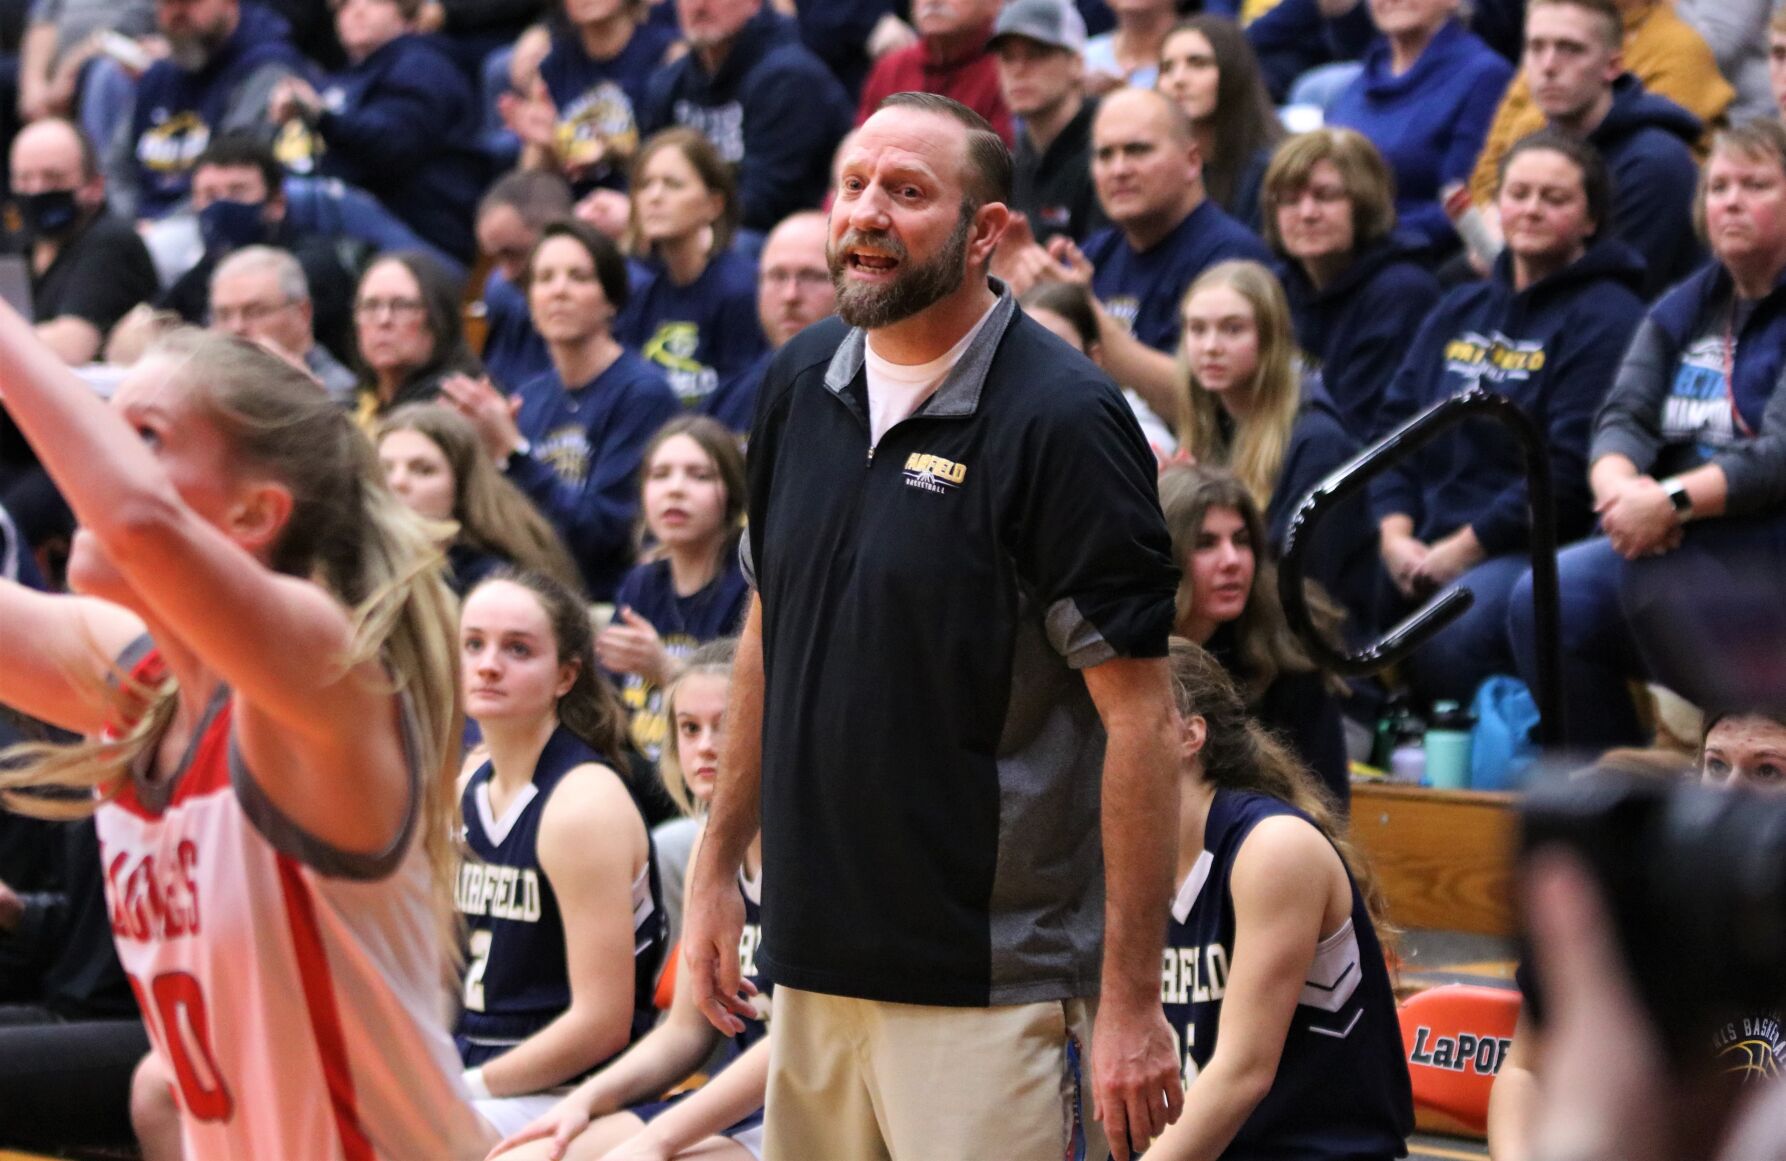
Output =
[{"x1": 17, "y1": 188, "x2": 82, "y2": 240}]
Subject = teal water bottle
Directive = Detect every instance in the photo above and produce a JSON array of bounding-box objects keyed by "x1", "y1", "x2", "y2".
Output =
[{"x1": 1424, "y1": 700, "x2": 1475, "y2": 790}]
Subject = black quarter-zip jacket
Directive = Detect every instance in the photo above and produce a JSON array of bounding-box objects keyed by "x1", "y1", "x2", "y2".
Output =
[{"x1": 743, "y1": 284, "x2": 1179, "y2": 1006}]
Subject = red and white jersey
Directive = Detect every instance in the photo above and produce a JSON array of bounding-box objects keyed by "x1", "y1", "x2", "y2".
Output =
[{"x1": 94, "y1": 644, "x2": 489, "y2": 1160}]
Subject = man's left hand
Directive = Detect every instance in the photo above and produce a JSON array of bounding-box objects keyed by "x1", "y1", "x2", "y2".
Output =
[{"x1": 1091, "y1": 991, "x2": 1183, "y2": 1161}]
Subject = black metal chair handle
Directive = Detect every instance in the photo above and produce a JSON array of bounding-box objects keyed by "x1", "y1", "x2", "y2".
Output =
[{"x1": 1277, "y1": 388, "x2": 1564, "y2": 746}]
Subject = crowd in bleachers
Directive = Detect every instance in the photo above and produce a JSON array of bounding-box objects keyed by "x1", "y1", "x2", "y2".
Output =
[{"x1": 2, "y1": 0, "x2": 1786, "y2": 1155}]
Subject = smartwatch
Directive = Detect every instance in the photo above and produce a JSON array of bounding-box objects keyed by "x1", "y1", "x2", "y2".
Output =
[{"x1": 1662, "y1": 477, "x2": 1692, "y2": 520}]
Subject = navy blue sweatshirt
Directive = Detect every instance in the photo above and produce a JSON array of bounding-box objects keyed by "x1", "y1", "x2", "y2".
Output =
[
  {"x1": 480, "y1": 270, "x2": 552, "y2": 392},
  {"x1": 1371, "y1": 239, "x2": 1647, "y2": 553},
  {"x1": 615, "y1": 249, "x2": 767, "y2": 412},
  {"x1": 1587, "y1": 74, "x2": 1705, "y2": 300},
  {"x1": 794, "y1": 0, "x2": 893, "y2": 98},
  {"x1": 641, "y1": 8, "x2": 851, "y2": 233},
  {"x1": 1277, "y1": 233, "x2": 1443, "y2": 442},
  {"x1": 1082, "y1": 198, "x2": 1273, "y2": 354},
  {"x1": 507, "y1": 352, "x2": 681, "y2": 600},
  {"x1": 127, "y1": 4, "x2": 306, "y2": 218},
  {"x1": 309, "y1": 33, "x2": 484, "y2": 261},
  {"x1": 1327, "y1": 21, "x2": 1513, "y2": 252},
  {"x1": 1270, "y1": 377, "x2": 1375, "y2": 629},
  {"x1": 540, "y1": 20, "x2": 678, "y2": 194}
]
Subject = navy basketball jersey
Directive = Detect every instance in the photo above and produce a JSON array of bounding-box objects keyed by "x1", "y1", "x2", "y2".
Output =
[
  {"x1": 455, "y1": 726, "x2": 668, "y2": 1067},
  {"x1": 1164, "y1": 789, "x2": 1412, "y2": 1159},
  {"x1": 735, "y1": 862, "x2": 771, "y2": 1053}
]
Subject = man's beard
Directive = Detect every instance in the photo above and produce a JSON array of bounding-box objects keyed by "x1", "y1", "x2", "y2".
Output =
[
  {"x1": 168, "y1": 22, "x2": 230, "y2": 71},
  {"x1": 829, "y1": 203, "x2": 975, "y2": 329}
]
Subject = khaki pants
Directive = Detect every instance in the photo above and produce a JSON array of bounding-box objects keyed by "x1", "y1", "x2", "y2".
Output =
[{"x1": 763, "y1": 986, "x2": 1104, "y2": 1161}]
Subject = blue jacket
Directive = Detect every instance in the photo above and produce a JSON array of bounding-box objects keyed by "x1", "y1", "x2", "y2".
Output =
[
  {"x1": 313, "y1": 33, "x2": 484, "y2": 261},
  {"x1": 1327, "y1": 21, "x2": 1513, "y2": 251},
  {"x1": 1371, "y1": 238, "x2": 1647, "y2": 553},
  {"x1": 127, "y1": 4, "x2": 306, "y2": 218},
  {"x1": 1593, "y1": 261, "x2": 1786, "y2": 516},
  {"x1": 1277, "y1": 233, "x2": 1442, "y2": 442},
  {"x1": 642, "y1": 8, "x2": 850, "y2": 233},
  {"x1": 1588, "y1": 74, "x2": 1705, "y2": 299},
  {"x1": 507, "y1": 352, "x2": 681, "y2": 600}
]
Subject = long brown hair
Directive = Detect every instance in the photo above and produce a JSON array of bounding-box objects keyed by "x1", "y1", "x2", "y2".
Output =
[
  {"x1": 376, "y1": 404, "x2": 582, "y2": 594},
  {"x1": 1168, "y1": 638, "x2": 1391, "y2": 939},
  {"x1": 636, "y1": 414, "x2": 747, "y2": 562},
  {"x1": 469, "y1": 567, "x2": 630, "y2": 772},
  {"x1": 627, "y1": 127, "x2": 739, "y2": 259},
  {"x1": 1159, "y1": 464, "x2": 1345, "y2": 699},
  {"x1": 1175, "y1": 260, "x2": 1302, "y2": 512},
  {"x1": 1164, "y1": 16, "x2": 1284, "y2": 213},
  {"x1": 0, "y1": 330, "x2": 465, "y2": 922}
]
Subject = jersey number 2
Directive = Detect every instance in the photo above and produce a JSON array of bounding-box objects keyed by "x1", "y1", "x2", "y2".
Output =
[
  {"x1": 131, "y1": 970, "x2": 235, "y2": 1122},
  {"x1": 463, "y1": 929, "x2": 495, "y2": 1012}
]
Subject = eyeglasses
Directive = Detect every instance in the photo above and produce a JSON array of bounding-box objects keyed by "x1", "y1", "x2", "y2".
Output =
[
  {"x1": 211, "y1": 299, "x2": 294, "y2": 327},
  {"x1": 760, "y1": 268, "x2": 831, "y2": 289},
  {"x1": 354, "y1": 296, "x2": 427, "y2": 319}
]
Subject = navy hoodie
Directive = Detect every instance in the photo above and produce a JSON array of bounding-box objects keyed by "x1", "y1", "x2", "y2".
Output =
[
  {"x1": 128, "y1": 4, "x2": 306, "y2": 218},
  {"x1": 1587, "y1": 74, "x2": 1705, "y2": 299},
  {"x1": 1277, "y1": 233, "x2": 1443, "y2": 442},
  {"x1": 1593, "y1": 260, "x2": 1786, "y2": 517},
  {"x1": 307, "y1": 33, "x2": 484, "y2": 262},
  {"x1": 642, "y1": 8, "x2": 850, "y2": 233},
  {"x1": 1371, "y1": 238, "x2": 1647, "y2": 554},
  {"x1": 1270, "y1": 377, "x2": 1375, "y2": 630},
  {"x1": 1327, "y1": 21, "x2": 1513, "y2": 252}
]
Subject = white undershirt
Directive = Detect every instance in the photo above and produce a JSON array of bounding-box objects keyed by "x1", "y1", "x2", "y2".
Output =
[{"x1": 864, "y1": 302, "x2": 998, "y2": 446}]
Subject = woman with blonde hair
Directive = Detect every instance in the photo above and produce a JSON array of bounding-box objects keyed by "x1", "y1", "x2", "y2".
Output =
[
  {"x1": 1175, "y1": 260, "x2": 1373, "y2": 625},
  {"x1": 0, "y1": 316, "x2": 490, "y2": 1158},
  {"x1": 376, "y1": 402, "x2": 581, "y2": 595}
]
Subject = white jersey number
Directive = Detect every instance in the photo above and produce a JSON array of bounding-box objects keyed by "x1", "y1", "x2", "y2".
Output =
[{"x1": 463, "y1": 929, "x2": 495, "y2": 1012}]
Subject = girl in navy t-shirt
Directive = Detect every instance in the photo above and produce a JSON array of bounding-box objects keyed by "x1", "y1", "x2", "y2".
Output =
[
  {"x1": 615, "y1": 129, "x2": 767, "y2": 421},
  {"x1": 598, "y1": 415, "x2": 750, "y2": 762},
  {"x1": 1151, "y1": 639, "x2": 1411, "y2": 1160},
  {"x1": 536, "y1": 0, "x2": 678, "y2": 195}
]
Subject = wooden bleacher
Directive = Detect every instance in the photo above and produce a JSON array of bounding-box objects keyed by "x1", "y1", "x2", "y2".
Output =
[{"x1": 1350, "y1": 782, "x2": 1518, "y2": 938}]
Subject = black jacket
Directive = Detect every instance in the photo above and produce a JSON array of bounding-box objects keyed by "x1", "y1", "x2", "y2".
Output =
[{"x1": 745, "y1": 285, "x2": 1177, "y2": 1006}]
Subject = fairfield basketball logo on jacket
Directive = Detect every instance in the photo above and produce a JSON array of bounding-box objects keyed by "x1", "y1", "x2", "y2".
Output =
[{"x1": 903, "y1": 452, "x2": 966, "y2": 495}]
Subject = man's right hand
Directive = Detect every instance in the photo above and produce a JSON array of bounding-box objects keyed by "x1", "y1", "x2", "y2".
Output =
[{"x1": 682, "y1": 859, "x2": 755, "y2": 1037}]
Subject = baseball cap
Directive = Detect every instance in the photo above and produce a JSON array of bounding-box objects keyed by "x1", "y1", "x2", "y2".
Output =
[{"x1": 988, "y1": 0, "x2": 1088, "y2": 55}]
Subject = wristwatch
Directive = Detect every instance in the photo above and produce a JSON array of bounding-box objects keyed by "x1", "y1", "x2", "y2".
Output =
[
  {"x1": 504, "y1": 438, "x2": 531, "y2": 471},
  {"x1": 1662, "y1": 477, "x2": 1692, "y2": 520}
]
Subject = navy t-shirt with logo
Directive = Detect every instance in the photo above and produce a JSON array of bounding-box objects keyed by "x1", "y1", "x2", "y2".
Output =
[
  {"x1": 616, "y1": 249, "x2": 768, "y2": 414},
  {"x1": 1081, "y1": 198, "x2": 1272, "y2": 354}
]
